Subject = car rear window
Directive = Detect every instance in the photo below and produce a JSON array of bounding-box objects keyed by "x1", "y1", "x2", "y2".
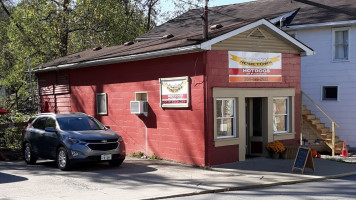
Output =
[{"x1": 57, "y1": 117, "x2": 105, "y2": 131}]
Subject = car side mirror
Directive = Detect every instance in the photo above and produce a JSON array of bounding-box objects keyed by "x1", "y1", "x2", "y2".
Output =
[
  {"x1": 105, "y1": 126, "x2": 110, "y2": 129},
  {"x1": 45, "y1": 127, "x2": 57, "y2": 132}
]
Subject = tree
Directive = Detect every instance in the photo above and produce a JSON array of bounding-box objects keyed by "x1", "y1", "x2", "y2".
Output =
[
  {"x1": 145, "y1": 0, "x2": 159, "y2": 31},
  {"x1": 159, "y1": 0, "x2": 207, "y2": 24},
  {"x1": 0, "y1": 0, "x2": 149, "y2": 113}
]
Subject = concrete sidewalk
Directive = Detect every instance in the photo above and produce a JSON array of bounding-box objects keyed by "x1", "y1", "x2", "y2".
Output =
[{"x1": 0, "y1": 156, "x2": 355, "y2": 200}]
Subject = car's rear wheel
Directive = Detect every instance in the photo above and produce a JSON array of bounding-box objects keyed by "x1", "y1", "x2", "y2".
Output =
[
  {"x1": 57, "y1": 147, "x2": 71, "y2": 171},
  {"x1": 24, "y1": 143, "x2": 38, "y2": 164},
  {"x1": 108, "y1": 159, "x2": 124, "y2": 167}
]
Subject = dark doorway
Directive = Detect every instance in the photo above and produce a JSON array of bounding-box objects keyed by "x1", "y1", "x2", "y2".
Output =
[{"x1": 246, "y1": 97, "x2": 267, "y2": 156}]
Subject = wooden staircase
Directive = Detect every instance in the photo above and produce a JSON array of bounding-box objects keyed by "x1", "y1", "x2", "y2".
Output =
[{"x1": 302, "y1": 105, "x2": 343, "y2": 154}]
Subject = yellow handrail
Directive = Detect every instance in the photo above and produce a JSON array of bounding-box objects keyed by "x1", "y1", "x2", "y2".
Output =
[
  {"x1": 301, "y1": 90, "x2": 340, "y2": 156},
  {"x1": 301, "y1": 91, "x2": 340, "y2": 127}
]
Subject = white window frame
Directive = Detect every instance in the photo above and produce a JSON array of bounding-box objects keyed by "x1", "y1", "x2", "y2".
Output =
[
  {"x1": 96, "y1": 93, "x2": 108, "y2": 115},
  {"x1": 332, "y1": 27, "x2": 350, "y2": 62},
  {"x1": 273, "y1": 97, "x2": 289, "y2": 134},
  {"x1": 215, "y1": 98, "x2": 236, "y2": 139},
  {"x1": 322, "y1": 85, "x2": 339, "y2": 101}
]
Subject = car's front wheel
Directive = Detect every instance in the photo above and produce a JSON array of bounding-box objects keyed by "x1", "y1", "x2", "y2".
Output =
[
  {"x1": 57, "y1": 147, "x2": 71, "y2": 171},
  {"x1": 108, "y1": 159, "x2": 124, "y2": 167},
  {"x1": 24, "y1": 143, "x2": 38, "y2": 164}
]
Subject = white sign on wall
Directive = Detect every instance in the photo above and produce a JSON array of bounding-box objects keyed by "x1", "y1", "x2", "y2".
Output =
[
  {"x1": 229, "y1": 51, "x2": 282, "y2": 82},
  {"x1": 159, "y1": 76, "x2": 190, "y2": 108}
]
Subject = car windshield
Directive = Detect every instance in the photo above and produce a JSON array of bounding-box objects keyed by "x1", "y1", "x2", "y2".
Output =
[{"x1": 57, "y1": 116, "x2": 105, "y2": 131}]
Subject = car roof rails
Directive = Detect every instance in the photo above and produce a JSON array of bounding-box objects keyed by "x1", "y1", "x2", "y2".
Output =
[
  {"x1": 73, "y1": 112, "x2": 87, "y2": 115},
  {"x1": 36, "y1": 113, "x2": 56, "y2": 116}
]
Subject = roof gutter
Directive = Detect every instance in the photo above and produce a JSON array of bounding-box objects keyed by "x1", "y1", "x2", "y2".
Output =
[
  {"x1": 283, "y1": 20, "x2": 356, "y2": 30},
  {"x1": 34, "y1": 45, "x2": 203, "y2": 73}
]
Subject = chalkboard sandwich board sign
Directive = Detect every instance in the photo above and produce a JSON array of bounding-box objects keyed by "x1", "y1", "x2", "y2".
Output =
[{"x1": 292, "y1": 146, "x2": 315, "y2": 174}]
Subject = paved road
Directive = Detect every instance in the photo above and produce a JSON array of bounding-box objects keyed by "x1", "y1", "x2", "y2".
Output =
[
  {"x1": 174, "y1": 175, "x2": 356, "y2": 200},
  {"x1": 1, "y1": 157, "x2": 355, "y2": 200}
]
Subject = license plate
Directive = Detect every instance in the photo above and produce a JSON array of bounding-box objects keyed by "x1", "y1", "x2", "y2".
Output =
[{"x1": 101, "y1": 154, "x2": 112, "y2": 160}]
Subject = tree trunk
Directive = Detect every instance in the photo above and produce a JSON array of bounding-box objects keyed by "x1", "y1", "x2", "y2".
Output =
[{"x1": 59, "y1": 0, "x2": 70, "y2": 57}]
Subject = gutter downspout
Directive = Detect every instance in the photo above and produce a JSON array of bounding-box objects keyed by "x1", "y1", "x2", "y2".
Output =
[{"x1": 203, "y1": 51, "x2": 209, "y2": 166}]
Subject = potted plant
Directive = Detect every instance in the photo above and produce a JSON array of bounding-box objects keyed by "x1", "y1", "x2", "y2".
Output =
[{"x1": 265, "y1": 141, "x2": 286, "y2": 159}]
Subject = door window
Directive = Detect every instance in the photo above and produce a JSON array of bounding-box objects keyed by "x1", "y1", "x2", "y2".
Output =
[
  {"x1": 33, "y1": 117, "x2": 47, "y2": 130},
  {"x1": 45, "y1": 118, "x2": 56, "y2": 128}
]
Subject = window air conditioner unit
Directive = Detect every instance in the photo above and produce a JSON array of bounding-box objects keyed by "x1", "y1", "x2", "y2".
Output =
[{"x1": 130, "y1": 101, "x2": 148, "y2": 116}]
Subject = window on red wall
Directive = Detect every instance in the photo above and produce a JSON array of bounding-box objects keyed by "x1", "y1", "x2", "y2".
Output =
[
  {"x1": 273, "y1": 97, "x2": 289, "y2": 134},
  {"x1": 96, "y1": 93, "x2": 108, "y2": 115},
  {"x1": 216, "y1": 98, "x2": 236, "y2": 139}
]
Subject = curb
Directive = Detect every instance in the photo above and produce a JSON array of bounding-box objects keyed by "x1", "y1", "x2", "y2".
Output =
[{"x1": 144, "y1": 171, "x2": 356, "y2": 200}]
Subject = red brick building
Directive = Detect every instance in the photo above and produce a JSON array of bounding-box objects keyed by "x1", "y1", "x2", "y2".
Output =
[{"x1": 35, "y1": 19, "x2": 313, "y2": 166}]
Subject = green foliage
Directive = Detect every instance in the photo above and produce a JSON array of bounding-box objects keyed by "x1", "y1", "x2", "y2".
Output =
[
  {"x1": 0, "y1": 111, "x2": 31, "y2": 150},
  {"x1": 148, "y1": 153, "x2": 161, "y2": 160},
  {"x1": 0, "y1": 0, "x2": 149, "y2": 115},
  {"x1": 130, "y1": 151, "x2": 145, "y2": 158}
]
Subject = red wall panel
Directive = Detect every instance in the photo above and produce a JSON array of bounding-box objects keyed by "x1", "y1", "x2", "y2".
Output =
[{"x1": 68, "y1": 52, "x2": 207, "y2": 166}]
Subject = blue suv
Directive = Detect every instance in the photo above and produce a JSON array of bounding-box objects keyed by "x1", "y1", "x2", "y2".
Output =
[{"x1": 22, "y1": 113, "x2": 126, "y2": 170}]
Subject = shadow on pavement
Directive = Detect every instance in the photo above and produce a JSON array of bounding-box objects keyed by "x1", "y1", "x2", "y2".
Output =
[
  {"x1": 0, "y1": 172, "x2": 28, "y2": 184},
  {"x1": 213, "y1": 157, "x2": 356, "y2": 176},
  {"x1": 0, "y1": 158, "x2": 211, "y2": 192}
]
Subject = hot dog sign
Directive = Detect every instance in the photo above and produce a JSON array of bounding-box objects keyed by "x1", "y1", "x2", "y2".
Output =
[
  {"x1": 159, "y1": 76, "x2": 190, "y2": 107},
  {"x1": 228, "y1": 51, "x2": 282, "y2": 82}
]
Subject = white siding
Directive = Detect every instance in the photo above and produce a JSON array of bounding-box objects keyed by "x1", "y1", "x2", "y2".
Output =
[{"x1": 296, "y1": 24, "x2": 356, "y2": 147}]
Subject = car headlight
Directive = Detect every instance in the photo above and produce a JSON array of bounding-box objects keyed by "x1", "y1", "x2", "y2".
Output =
[{"x1": 68, "y1": 138, "x2": 85, "y2": 144}]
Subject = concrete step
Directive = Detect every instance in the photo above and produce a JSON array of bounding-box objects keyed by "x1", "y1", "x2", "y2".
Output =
[{"x1": 306, "y1": 114, "x2": 316, "y2": 120}]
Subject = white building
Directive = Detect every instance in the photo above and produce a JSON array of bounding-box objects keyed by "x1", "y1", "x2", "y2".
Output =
[{"x1": 287, "y1": 22, "x2": 356, "y2": 148}]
